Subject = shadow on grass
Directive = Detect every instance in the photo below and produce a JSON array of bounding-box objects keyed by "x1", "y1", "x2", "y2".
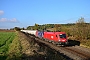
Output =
[
  {"x1": 21, "y1": 53, "x2": 45, "y2": 60},
  {"x1": 21, "y1": 49, "x2": 72, "y2": 60},
  {"x1": 0, "y1": 53, "x2": 72, "y2": 60},
  {"x1": 68, "y1": 40, "x2": 80, "y2": 46},
  {"x1": 0, "y1": 55, "x2": 7, "y2": 60}
]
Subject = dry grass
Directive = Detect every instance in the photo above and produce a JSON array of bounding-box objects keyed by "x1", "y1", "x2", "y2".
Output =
[{"x1": 80, "y1": 40, "x2": 90, "y2": 48}]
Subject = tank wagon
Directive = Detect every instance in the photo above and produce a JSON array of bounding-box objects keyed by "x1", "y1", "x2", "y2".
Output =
[
  {"x1": 21, "y1": 30, "x2": 37, "y2": 35},
  {"x1": 21, "y1": 30, "x2": 68, "y2": 45}
]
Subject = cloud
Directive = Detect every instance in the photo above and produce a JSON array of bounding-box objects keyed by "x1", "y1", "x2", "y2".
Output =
[
  {"x1": 0, "y1": 18, "x2": 7, "y2": 22},
  {"x1": 0, "y1": 10, "x2": 4, "y2": 15},
  {"x1": 0, "y1": 18, "x2": 19, "y2": 23},
  {"x1": 0, "y1": 10, "x2": 19, "y2": 23},
  {"x1": 10, "y1": 18, "x2": 19, "y2": 23}
]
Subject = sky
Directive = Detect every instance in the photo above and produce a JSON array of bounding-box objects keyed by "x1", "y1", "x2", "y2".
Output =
[{"x1": 0, "y1": 0, "x2": 90, "y2": 29}]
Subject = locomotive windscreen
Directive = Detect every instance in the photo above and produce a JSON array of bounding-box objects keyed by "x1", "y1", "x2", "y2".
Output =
[{"x1": 59, "y1": 34, "x2": 66, "y2": 38}]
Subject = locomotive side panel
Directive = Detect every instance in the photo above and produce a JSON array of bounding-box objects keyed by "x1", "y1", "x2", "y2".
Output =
[{"x1": 43, "y1": 32, "x2": 58, "y2": 42}]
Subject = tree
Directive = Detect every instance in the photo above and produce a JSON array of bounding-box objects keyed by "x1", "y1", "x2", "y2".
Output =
[
  {"x1": 21, "y1": 27, "x2": 25, "y2": 30},
  {"x1": 75, "y1": 17, "x2": 87, "y2": 40},
  {"x1": 76, "y1": 17, "x2": 85, "y2": 23},
  {"x1": 34, "y1": 23, "x2": 39, "y2": 30},
  {"x1": 54, "y1": 24, "x2": 61, "y2": 32},
  {"x1": 14, "y1": 27, "x2": 21, "y2": 31},
  {"x1": 27, "y1": 26, "x2": 34, "y2": 30}
]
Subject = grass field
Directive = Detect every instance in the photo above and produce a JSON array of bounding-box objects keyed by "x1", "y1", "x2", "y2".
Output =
[{"x1": 0, "y1": 32, "x2": 15, "y2": 60}]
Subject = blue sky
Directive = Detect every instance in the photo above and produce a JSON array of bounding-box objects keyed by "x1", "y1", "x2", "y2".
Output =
[{"x1": 0, "y1": 0, "x2": 90, "y2": 29}]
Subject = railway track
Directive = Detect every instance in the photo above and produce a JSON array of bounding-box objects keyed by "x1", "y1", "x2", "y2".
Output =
[
  {"x1": 23, "y1": 32, "x2": 90, "y2": 60},
  {"x1": 64, "y1": 47, "x2": 90, "y2": 60}
]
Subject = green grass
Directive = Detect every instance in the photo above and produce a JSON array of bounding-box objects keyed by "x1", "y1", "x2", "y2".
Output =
[
  {"x1": 0, "y1": 32, "x2": 15, "y2": 60},
  {"x1": 6, "y1": 32, "x2": 22, "y2": 60}
]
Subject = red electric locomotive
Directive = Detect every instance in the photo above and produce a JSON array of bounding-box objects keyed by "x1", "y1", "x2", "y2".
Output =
[{"x1": 43, "y1": 32, "x2": 68, "y2": 45}]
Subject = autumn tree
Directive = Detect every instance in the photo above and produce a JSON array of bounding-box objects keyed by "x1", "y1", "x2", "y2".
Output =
[
  {"x1": 75, "y1": 17, "x2": 89, "y2": 40},
  {"x1": 34, "y1": 23, "x2": 39, "y2": 30},
  {"x1": 54, "y1": 24, "x2": 61, "y2": 32}
]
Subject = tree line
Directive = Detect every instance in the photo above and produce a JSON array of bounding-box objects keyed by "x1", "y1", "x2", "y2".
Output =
[
  {"x1": 26, "y1": 17, "x2": 90, "y2": 41},
  {"x1": 14, "y1": 17, "x2": 90, "y2": 41}
]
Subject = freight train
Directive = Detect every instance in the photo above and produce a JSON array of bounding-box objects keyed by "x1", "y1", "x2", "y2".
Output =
[{"x1": 21, "y1": 30, "x2": 68, "y2": 45}]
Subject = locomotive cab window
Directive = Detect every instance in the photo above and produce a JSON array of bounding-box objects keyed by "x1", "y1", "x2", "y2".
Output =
[
  {"x1": 59, "y1": 34, "x2": 66, "y2": 38},
  {"x1": 56, "y1": 35, "x2": 58, "y2": 37}
]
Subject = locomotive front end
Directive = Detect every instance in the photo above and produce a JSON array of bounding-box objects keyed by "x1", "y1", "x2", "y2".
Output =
[{"x1": 58, "y1": 33, "x2": 68, "y2": 45}]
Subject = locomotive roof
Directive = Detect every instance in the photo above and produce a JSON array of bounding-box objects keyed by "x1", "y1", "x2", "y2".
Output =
[{"x1": 44, "y1": 32, "x2": 66, "y2": 34}]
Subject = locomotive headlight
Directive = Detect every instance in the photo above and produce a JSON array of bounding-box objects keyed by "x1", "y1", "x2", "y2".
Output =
[{"x1": 59, "y1": 40, "x2": 61, "y2": 41}]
